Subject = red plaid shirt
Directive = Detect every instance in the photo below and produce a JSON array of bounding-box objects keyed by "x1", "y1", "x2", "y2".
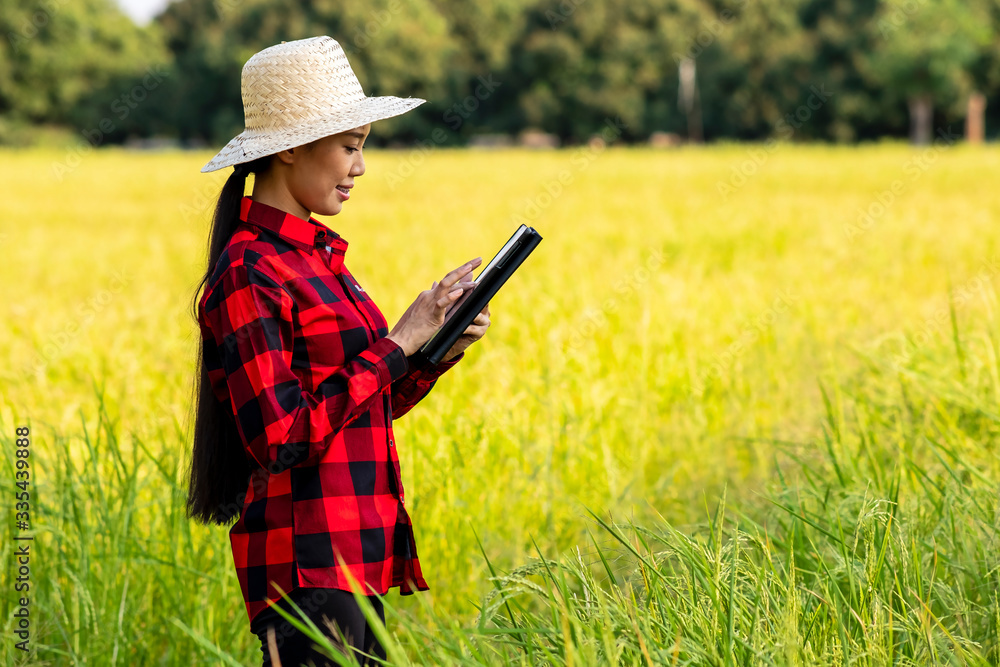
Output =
[{"x1": 197, "y1": 196, "x2": 463, "y2": 626}]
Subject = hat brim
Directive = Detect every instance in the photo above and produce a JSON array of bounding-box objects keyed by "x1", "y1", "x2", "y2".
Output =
[{"x1": 200, "y1": 95, "x2": 426, "y2": 173}]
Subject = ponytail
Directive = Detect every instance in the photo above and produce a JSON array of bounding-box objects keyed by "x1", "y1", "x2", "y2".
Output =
[{"x1": 187, "y1": 156, "x2": 271, "y2": 525}]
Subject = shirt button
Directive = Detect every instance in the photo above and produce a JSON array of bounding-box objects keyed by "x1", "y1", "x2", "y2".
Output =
[{"x1": 389, "y1": 438, "x2": 394, "y2": 447}]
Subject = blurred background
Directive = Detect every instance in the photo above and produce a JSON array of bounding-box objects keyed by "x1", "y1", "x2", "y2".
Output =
[
  {"x1": 5, "y1": 1, "x2": 1000, "y2": 664},
  {"x1": 4, "y1": 0, "x2": 1000, "y2": 148}
]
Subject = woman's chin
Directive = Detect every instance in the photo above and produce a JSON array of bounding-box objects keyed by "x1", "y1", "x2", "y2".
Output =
[{"x1": 313, "y1": 199, "x2": 343, "y2": 217}]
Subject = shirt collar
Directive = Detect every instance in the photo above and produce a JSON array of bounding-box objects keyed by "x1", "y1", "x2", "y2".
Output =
[{"x1": 239, "y1": 196, "x2": 348, "y2": 257}]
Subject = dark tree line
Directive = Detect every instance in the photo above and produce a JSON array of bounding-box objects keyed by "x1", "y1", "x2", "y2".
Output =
[{"x1": 2, "y1": 0, "x2": 1000, "y2": 147}]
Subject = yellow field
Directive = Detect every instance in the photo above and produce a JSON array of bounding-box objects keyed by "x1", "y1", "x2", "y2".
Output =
[{"x1": 3, "y1": 142, "x2": 1000, "y2": 664}]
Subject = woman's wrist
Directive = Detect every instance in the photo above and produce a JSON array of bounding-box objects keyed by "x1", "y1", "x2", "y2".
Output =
[{"x1": 385, "y1": 332, "x2": 415, "y2": 357}]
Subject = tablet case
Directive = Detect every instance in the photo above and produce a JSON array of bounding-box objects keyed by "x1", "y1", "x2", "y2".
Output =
[{"x1": 411, "y1": 224, "x2": 543, "y2": 366}]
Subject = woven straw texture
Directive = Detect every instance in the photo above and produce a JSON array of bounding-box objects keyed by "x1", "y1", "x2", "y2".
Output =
[{"x1": 201, "y1": 36, "x2": 426, "y2": 173}]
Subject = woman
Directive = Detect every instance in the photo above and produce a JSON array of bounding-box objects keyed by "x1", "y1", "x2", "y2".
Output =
[{"x1": 185, "y1": 36, "x2": 490, "y2": 666}]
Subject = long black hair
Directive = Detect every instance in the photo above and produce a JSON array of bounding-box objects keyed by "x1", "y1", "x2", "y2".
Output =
[{"x1": 186, "y1": 156, "x2": 272, "y2": 525}]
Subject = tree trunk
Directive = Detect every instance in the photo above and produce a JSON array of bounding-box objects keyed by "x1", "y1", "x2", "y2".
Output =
[
  {"x1": 687, "y1": 93, "x2": 703, "y2": 144},
  {"x1": 966, "y1": 92, "x2": 986, "y2": 144},
  {"x1": 678, "y1": 58, "x2": 703, "y2": 143},
  {"x1": 908, "y1": 95, "x2": 933, "y2": 145}
]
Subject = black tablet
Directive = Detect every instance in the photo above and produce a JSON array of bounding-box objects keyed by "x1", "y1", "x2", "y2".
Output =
[{"x1": 413, "y1": 224, "x2": 543, "y2": 366}]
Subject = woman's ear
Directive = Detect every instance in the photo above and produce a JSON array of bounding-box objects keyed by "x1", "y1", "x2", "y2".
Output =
[{"x1": 274, "y1": 148, "x2": 296, "y2": 166}]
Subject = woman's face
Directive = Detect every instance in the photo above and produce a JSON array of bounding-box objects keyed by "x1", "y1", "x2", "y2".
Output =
[{"x1": 285, "y1": 123, "x2": 370, "y2": 217}]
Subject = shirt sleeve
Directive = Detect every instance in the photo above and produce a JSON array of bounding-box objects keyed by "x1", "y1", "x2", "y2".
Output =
[
  {"x1": 203, "y1": 256, "x2": 411, "y2": 474},
  {"x1": 389, "y1": 349, "x2": 464, "y2": 420}
]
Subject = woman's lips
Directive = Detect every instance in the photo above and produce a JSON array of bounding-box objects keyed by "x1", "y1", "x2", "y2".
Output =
[{"x1": 335, "y1": 186, "x2": 350, "y2": 201}]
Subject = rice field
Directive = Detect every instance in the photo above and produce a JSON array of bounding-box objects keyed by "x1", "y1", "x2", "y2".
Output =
[{"x1": 2, "y1": 141, "x2": 1000, "y2": 665}]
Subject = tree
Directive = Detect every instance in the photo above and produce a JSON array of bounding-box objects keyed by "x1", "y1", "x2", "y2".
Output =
[
  {"x1": 153, "y1": 0, "x2": 457, "y2": 146},
  {"x1": 708, "y1": 0, "x2": 814, "y2": 140},
  {"x1": 860, "y1": 0, "x2": 993, "y2": 144},
  {"x1": 0, "y1": 0, "x2": 167, "y2": 144},
  {"x1": 502, "y1": 0, "x2": 717, "y2": 143},
  {"x1": 797, "y1": 0, "x2": 890, "y2": 142}
]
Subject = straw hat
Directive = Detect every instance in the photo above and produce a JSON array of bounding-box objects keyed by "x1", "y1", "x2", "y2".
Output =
[{"x1": 201, "y1": 36, "x2": 426, "y2": 173}]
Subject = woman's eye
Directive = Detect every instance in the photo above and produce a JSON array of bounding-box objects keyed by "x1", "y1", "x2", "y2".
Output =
[{"x1": 346, "y1": 147, "x2": 359, "y2": 154}]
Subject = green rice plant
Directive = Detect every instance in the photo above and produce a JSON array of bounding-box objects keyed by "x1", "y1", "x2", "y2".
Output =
[{"x1": 3, "y1": 144, "x2": 1000, "y2": 665}]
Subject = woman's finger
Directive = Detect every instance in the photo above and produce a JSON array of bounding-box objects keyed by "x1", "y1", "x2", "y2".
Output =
[
  {"x1": 463, "y1": 323, "x2": 485, "y2": 334},
  {"x1": 437, "y1": 258, "x2": 481, "y2": 294},
  {"x1": 437, "y1": 289, "x2": 463, "y2": 308},
  {"x1": 434, "y1": 279, "x2": 475, "y2": 312},
  {"x1": 465, "y1": 313, "x2": 490, "y2": 330}
]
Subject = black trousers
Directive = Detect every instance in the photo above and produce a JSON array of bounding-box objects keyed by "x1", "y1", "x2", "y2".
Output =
[{"x1": 249, "y1": 587, "x2": 386, "y2": 667}]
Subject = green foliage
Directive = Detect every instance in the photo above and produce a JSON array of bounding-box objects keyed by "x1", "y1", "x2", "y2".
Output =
[
  {"x1": 152, "y1": 0, "x2": 460, "y2": 145},
  {"x1": 0, "y1": 0, "x2": 169, "y2": 144},
  {"x1": 860, "y1": 0, "x2": 995, "y2": 114},
  {"x1": 6, "y1": 0, "x2": 1000, "y2": 144}
]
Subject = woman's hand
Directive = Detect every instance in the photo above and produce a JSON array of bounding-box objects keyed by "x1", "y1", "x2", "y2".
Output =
[
  {"x1": 386, "y1": 257, "x2": 483, "y2": 357},
  {"x1": 441, "y1": 302, "x2": 491, "y2": 362}
]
